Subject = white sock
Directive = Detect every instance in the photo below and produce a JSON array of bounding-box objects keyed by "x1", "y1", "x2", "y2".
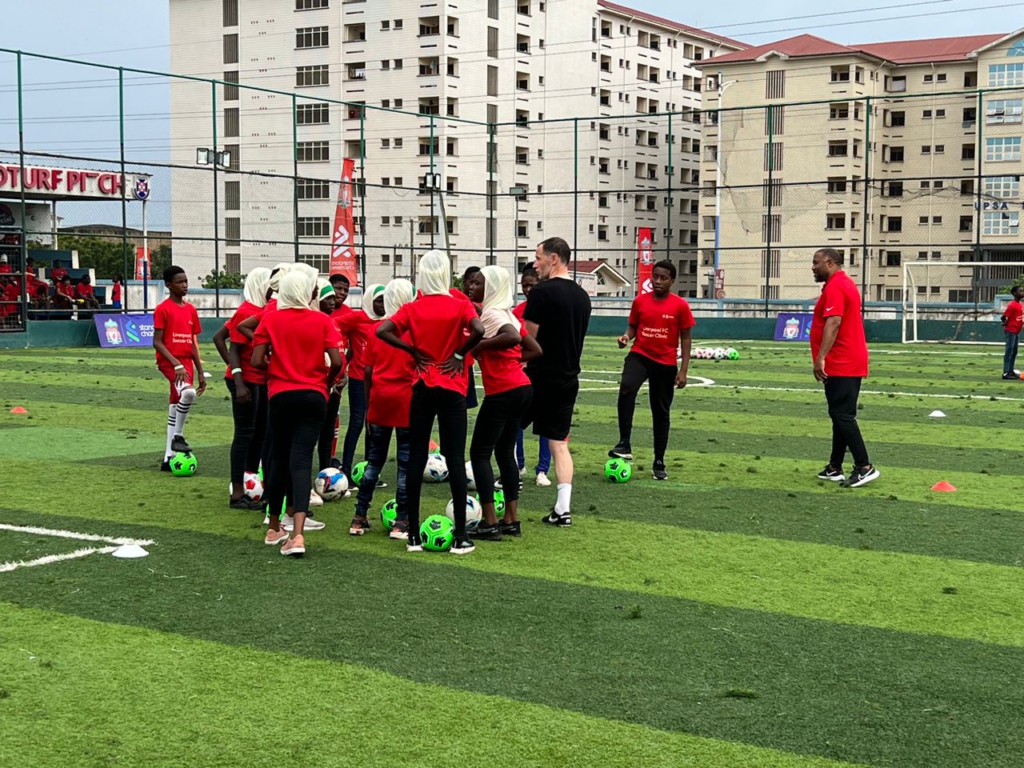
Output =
[
  {"x1": 173, "y1": 386, "x2": 197, "y2": 437},
  {"x1": 164, "y1": 404, "x2": 176, "y2": 459},
  {"x1": 555, "y1": 483, "x2": 572, "y2": 515}
]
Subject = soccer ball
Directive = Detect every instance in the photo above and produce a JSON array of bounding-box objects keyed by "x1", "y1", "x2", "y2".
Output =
[
  {"x1": 475, "y1": 489, "x2": 505, "y2": 516},
  {"x1": 170, "y1": 452, "x2": 198, "y2": 477},
  {"x1": 380, "y1": 498, "x2": 399, "y2": 531},
  {"x1": 420, "y1": 514, "x2": 455, "y2": 551},
  {"x1": 424, "y1": 453, "x2": 449, "y2": 482},
  {"x1": 699, "y1": 347, "x2": 711, "y2": 359},
  {"x1": 243, "y1": 472, "x2": 264, "y2": 502},
  {"x1": 446, "y1": 495, "x2": 483, "y2": 531},
  {"x1": 713, "y1": 347, "x2": 726, "y2": 361},
  {"x1": 726, "y1": 348, "x2": 739, "y2": 360},
  {"x1": 465, "y1": 461, "x2": 475, "y2": 490},
  {"x1": 604, "y1": 458, "x2": 632, "y2": 483},
  {"x1": 351, "y1": 461, "x2": 368, "y2": 486},
  {"x1": 314, "y1": 467, "x2": 349, "y2": 501}
]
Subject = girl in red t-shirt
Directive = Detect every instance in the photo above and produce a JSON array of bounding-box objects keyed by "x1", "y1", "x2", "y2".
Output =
[
  {"x1": 468, "y1": 266, "x2": 542, "y2": 539},
  {"x1": 252, "y1": 270, "x2": 343, "y2": 556},
  {"x1": 350, "y1": 279, "x2": 417, "y2": 537},
  {"x1": 377, "y1": 251, "x2": 484, "y2": 554}
]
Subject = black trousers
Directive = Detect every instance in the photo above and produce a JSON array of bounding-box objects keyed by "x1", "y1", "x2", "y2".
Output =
[
  {"x1": 471, "y1": 385, "x2": 533, "y2": 505},
  {"x1": 406, "y1": 381, "x2": 469, "y2": 539},
  {"x1": 824, "y1": 376, "x2": 870, "y2": 469},
  {"x1": 265, "y1": 390, "x2": 326, "y2": 517},
  {"x1": 226, "y1": 379, "x2": 267, "y2": 485},
  {"x1": 617, "y1": 352, "x2": 677, "y2": 461},
  {"x1": 317, "y1": 390, "x2": 342, "y2": 471}
]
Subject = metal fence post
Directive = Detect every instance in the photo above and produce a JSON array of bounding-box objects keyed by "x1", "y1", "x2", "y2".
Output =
[
  {"x1": 764, "y1": 105, "x2": 774, "y2": 317},
  {"x1": 119, "y1": 68, "x2": 130, "y2": 312},
  {"x1": 16, "y1": 52, "x2": 28, "y2": 325},
  {"x1": 572, "y1": 117, "x2": 578, "y2": 280},
  {"x1": 211, "y1": 81, "x2": 220, "y2": 315},
  {"x1": 973, "y1": 88, "x2": 984, "y2": 318},
  {"x1": 292, "y1": 95, "x2": 299, "y2": 263},
  {"x1": 666, "y1": 112, "x2": 673, "y2": 264},
  {"x1": 359, "y1": 104, "x2": 366, "y2": 286},
  {"x1": 861, "y1": 95, "x2": 872, "y2": 311}
]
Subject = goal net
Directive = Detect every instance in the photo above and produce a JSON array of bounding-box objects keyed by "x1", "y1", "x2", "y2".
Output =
[{"x1": 902, "y1": 261, "x2": 1024, "y2": 344}]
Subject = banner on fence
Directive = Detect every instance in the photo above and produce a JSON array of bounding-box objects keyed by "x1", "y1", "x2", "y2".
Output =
[
  {"x1": 637, "y1": 227, "x2": 654, "y2": 295},
  {"x1": 94, "y1": 313, "x2": 154, "y2": 348},
  {"x1": 773, "y1": 312, "x2": 813, "y2": 342},
  {"x1": 330, "y1": 157, "x2": 359, "y2": 286},
  {"x1": 134, "y1": 248, "x2": 150, "y2": 280}
]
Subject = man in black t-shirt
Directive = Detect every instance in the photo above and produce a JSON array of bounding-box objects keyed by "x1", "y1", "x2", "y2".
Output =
[{"x1": 522, "y1": 237, "x2": 592, "y2": 527}]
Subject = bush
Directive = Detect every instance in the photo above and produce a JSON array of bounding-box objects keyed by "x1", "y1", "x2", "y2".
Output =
[{"x1": 202, "y1": 270, "x2": 246, "y2": 289}]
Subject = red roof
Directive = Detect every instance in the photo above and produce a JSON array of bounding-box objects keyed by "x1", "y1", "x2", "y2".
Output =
[
  {"x1": 706, "y1": 31, "x2": 1005, "y2": 66},
  {"x1": 569, "y1": 260, "x2": 609, "y2": 274},
  {"x1": 597, "y1": 1, "x2": 748, "y2": 50}
]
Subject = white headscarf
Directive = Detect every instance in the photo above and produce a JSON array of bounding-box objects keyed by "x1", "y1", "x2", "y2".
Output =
[
  {"x1": 268, "y1": 262, "x2": 292, "y2": 294},
  {"x1": 417, "y1": 250, "x2": 450, "y2": 296},
  {"x1": 243, "y1": 267, "x2": 271, "y2": 308},
  {"x1": 277, "y1": 270, "x2": 315, "y2": 311},
  {"x1": 362, "y1": 283, "x2": 386, "y2": 319},
  {"x1": 480, "y1": 265, "x2": 518, "y2": 338},
  {"x1": 384, "y1": 279, "x2": 415, "y2": 318}
]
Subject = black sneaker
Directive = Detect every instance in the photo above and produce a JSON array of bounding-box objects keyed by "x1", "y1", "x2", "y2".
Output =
[
  {"x1": 329, "y1": 457, "x2": 343, "y2": 470},
  {"x1": 349, "y1": 516, "x2": 371, "y2": 536},
  {"x1": 652, "y1": 460, "x2": 668, "y2": 481},
  {"x1": 376, "y1": 479, "x2": 388, "y2": 489},
  {"x1": 170, "y1": 435, "x2": 192, "y2": 455},
  {"x1": 406, "y1": 532, "x2": 423, "y2": 552},
  {"x1": 229, "y1": 497, "x2": 258, "y2": 510},
  {"x1": 542, "y1": 509, "x2": 572, "y2": 527},
  {"x1": 608, "y1": 442, "x2": 633, "y2": 461},
  {"x1": 495, "y1": 478, "x2": 525, "y2": 492},
  {"x1": 499, "y1": 520, "x2": 522, "y2": 537},
  {"x1": 450, "y1": 538, "x2": 476, "y2": 555},
  {"x1": 470, "y1": 524, "x2": 504, "y2": 541},
  {"x1": 160, "y1": 460, "x2": 172, "y2": 472},
  {"x1": 844, "y1": 465, "x2": 880, "y2": 488},
  {"x1": 1003, "y1": 373, "x2": 1017, "y2": 380},
  {"x1": 816, "y1": 465, "x2": 845, "y2": 483}
]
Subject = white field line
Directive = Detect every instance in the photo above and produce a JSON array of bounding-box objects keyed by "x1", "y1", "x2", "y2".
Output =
[
  {"x1": 710, "y1": 384, "x2": 1024, "y2": 402},
  {"x1": 754, "y1": 346, "x2": 999, "y2": 356},
  {"x1": 0, "y1": 523, "x2": 153, "y2": 547},
  {"x1": 0, "y1": 547, "x2": 117, "y2": 573},
  {"x1": 580, "y1": 375, "x2": 715, "y2": 393}
]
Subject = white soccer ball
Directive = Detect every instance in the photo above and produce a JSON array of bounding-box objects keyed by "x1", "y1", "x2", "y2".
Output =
[
  {"x1": 314, "y1": 467, "x2": 349, "y2": 501},
  {"x1": 465, "y1": 461, "x2": 475, "y2": 490},
  {"x1": 698, "y1": 347, "x2": 710, "y2": 359},
  {"x1": 243, "y1": 472, "x2": 264, "y2": 502},
  {"x1": 445, "y1": 495, "x2": 483, "y2": 531},
  {"x1": 714, "y1": 347, "x2": 726, "y2": 360},
  {"x1": 424, "y1": 453, "x2": 449, "y2": 483}
]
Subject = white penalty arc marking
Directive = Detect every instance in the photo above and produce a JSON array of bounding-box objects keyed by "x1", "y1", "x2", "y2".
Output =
[
  {"x1": 0, "y1": 547, "x2": 118, "y2": 574},
  {"x1": 0, "y1": 524, "x2": 154, "y2": 547}
]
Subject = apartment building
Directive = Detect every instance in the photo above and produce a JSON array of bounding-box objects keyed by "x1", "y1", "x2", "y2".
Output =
[
  {"x1": 168, "y1": 0, "x2": 743, "y2": 294},
  {"x1": 698, "y1": 30, "x2": 1024, "y2": 303}
]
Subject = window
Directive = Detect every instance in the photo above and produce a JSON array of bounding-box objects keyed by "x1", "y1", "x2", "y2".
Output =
[
  {"x1": 887, "y1": 75, "x2": 907, "y2": 92},
  {"x1": 394, "y1": 20, "x2": 403, "y2": 30},
  {"x1": 295, "y1": 0, "x2": 328, "y2": 8},
  {"x1": 949, "y1": 290, "x2": 972, "y2": 303},
  {"x1": 960, "y1": 179, "x2": 974, "y2": 196},
  {"x1": 937, "y1": 74, "x2": 946, "y2": 82},
  {"x1": 885, "y1": 216, "x2": 903, "y2": 233},
  {"x1": 936, "y1": 109, "x2": 945, "y2": 118},
  {"x1": 224, "y1": 108, "x2": 239, "y2": 137},
  {"x1": 224, "y1": 144, "x2": 239, "y2": 170},
  {"x1": 885, "y1": 288, "x2": 903, "y2": 302},
  {"x1": 297, "y1": 141, "x2": 330, "y2": 162},
  {"x1": 297, "y1": 26, "x2": 329, "y2": 48},
  {"x1": 830, "y1": 66, "x2": 850, "y2": 83},
  {"x1": 381, "y1": 20, "x2": 390, "y2": 30},
  {"x1": 962, "y1": 143, "x2": 976, "y2": 160},
  {"x1": 485, "y1": 65, "x2": 499, "y2": 97},
  {"x1": 1010, "y1": 39, "x2": 1024, "y2": 56},
  {"x1": 418, "y1": 57, "x2": 439, "y2": 76},
  {"x1": 296, "y1": 103, "x2": 329, "y2": 125},
  {"x1": 885, "y1": 251, "x2": 901, "y2": 266},
  {"x1": 488, "y1": 27, "x2": 498, "y2": 58},
  {"x1": 296, "y1": 65, "x2": 329, "y2": 87},
  {"x1": 446, "y1": 57, "x2": 458, "y2": 76},
  {"x1": 827, "y1": 177, "x2": 848, "y2": 193},
  {"x1": 297, "y1": 178, "x2": 330, "y2": 199},
  {"x1": 922, "y1": 145, "x2": 931, "y2": 155},
  {"x1": 828, "y1": 141, "x2": 848, "y2": 157},
  {"x1": 886, "y1": 181, "x2": 903, "y2": 197},
  {"x1": 223, "y1": 70, "x2": 238, "y2": 101},
  {"x1": 986, "y1": 176, "x2": 1021, "y2": 198},
  {"x1": 830, "y1": 103, "x2": 850, "y2": 120},
  {"x1": 989, "y1": 63, "x2": 1024, "y2": 87},
  {"x1": 348, "y1": 62, "x2": 367, "y2": 80},
  {"x1": 224, "y1": 0, "x2": 238, "y2": 26},
  {"x1": 986, "y1": 99, "x2": 1023, "y2": 124},
  {"x1": 766, "y1": 70, "x2": 785, "y2": 99},
  {"x1": 987, "y1": 137, "x2": 1022, "y2": 162},
  {"x1": 984, "y1": 211, "x2": 1019, "y2": 235},
  {"x1": 297, "y1": 217, "x2": 330, "y2": 237},
  {"x1": 888, "y1": 110, "x2": 905, "y2": 126},
  {"x1": 960, "y1": 216, "x2": 974, "y2": 232},
  {"x1": 887, "y1": 146, "x2": 905, "y2": 163},
  {"x1": 224, "y1": 180, "x2": 240, "y2": 211},
  {"x1": 760, "y1": 249, "x2": 781, "y2": 279},
  {"x1": 488, "y1": 0, "x2": 499, "y2": 19},
  {"x1": 223, "y1": 34, "x2": 238, "y2": 64},
  {"x1": 826, "y1": 213, "x2": 846, "y2": 230}
]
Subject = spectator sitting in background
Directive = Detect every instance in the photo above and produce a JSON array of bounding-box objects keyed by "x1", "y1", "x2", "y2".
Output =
[
  {"x1": 54, "y1": 276, "x2": 75, "y2": 309},
  {"x1": 50, "y1": 259, "x2": 68, "y2": 285},
  {"x1": 25, "y1": 267, "x2": 50, "y2": 309},
  {"x1": 0, "y1": 275, "x2": 17, "y2": 324},
  {"x1": 0, "y1": 255, "x2": 11, "y2": 274},
  {"x1": 111, "y1": 276, "x2": 123, "y2": 309},
  {"x1": 75, "y1": 274, "x2": 101, "y2": 310}
]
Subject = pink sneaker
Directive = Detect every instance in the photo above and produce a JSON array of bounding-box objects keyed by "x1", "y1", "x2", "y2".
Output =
[
  {"x1": 264, "y1": 528, "x2": 289, "y2": 546},
  {"x1": 281, "y1": 535, "x2": 306, "y2": 556}
]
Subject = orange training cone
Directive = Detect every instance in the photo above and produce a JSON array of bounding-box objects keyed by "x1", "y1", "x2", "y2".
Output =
[
  {"x1": 931, "y1": 481, "x2": 957, "y2": 492},
  {"x1": 9, "y1": 407, "x2": 28, "y2": 414}
]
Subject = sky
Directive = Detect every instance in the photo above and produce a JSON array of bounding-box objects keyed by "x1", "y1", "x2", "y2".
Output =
[{"x1": 0, "y1": 0, "x2": 1011, "y2": 229}]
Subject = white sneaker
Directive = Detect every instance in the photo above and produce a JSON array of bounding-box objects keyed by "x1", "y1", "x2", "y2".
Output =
[
  {"x1": 263, "y1": 514, "x2": 270, "y2": 526},
  {"x1": 309, "y1": 490, "x2": 324, "y2": 507},
  {"x1": 283, "y1": 515, "x2": 326, "y2": 532},
  {"x1": 536, "y1": 471, "x2": 552, "y2": 487}
]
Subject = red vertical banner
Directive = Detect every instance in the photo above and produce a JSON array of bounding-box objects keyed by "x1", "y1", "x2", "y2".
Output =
[
  {"x1": 637, "y1": 227, "x2": 654, "y2": 295},
  {"x1": 134, "y1": 247, "x2": 150, "y2": 280},
  {"x1": 330, "y1": 157, "x2": 359, "y2": 286}
]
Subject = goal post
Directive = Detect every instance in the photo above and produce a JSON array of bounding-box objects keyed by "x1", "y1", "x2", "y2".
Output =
[{"x1": 902, "y1": 261, "x2": 1024, "y2": 344}]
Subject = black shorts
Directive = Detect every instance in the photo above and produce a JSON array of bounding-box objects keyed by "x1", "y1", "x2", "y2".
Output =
[{"x1": 521, "y1": 375, "x2": 579, "y2": 442}]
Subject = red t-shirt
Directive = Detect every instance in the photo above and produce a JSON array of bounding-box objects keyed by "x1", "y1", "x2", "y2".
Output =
[
  {"x1": 75, "y1": 283, "x2": 94, "y2": 299},
  {"x1": 364, "y1": 327, "x2": 416, "y2": 427},
  {"x1": 478, "y1": 321, "x2": 532, "y2": 396},
  {"x1": 253, "y1": 308, "x2": 341, "y2": 400},
  {"x1": 810, "y1": 270, "x2": 869, "y2": 378},
  {"x1": 1, "y1": 282, "x2": 17, "y2": 315},
  {"x1": 628, "y1": 292, "x2": 695, "y2": 366},
  {"x1": 0, "y1": 263, "x2": 11, "y2": 274},
  {"x1": 153, "y1": 298, "x2": 202, "y2": 360},
  {"x1": 111, "y1": 282, "x2": 122, "y2": 302},
  {"x1": 50, "y1": 267, "x2": 67, "y2": 283},
  {"x1": 225, "y1": 301, "x2": 266, "y2": 385},
  {"x1": 1003, "y1": 300, "x2": 1023, "y2": 335},
  {"x1": 330, "y1": 304, "x2": 353, "y2": 353},
  {"x1": 512, "y1": 301, "x2": 527, "y2": 321},
  {"x1": 390, "y1": 293, "x2": 478, "y2": 394},
  {"x1": 56, "y1": 282, "x2": 74, "y2": 299},
  {"x1": 334, "y1": 308, "x2": 376, "y2": 380}
]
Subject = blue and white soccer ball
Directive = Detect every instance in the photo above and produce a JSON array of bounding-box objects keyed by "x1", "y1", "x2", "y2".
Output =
[
  {"x1": 314, "y1": 467, "x2": 349, "y2": 501},
  {"x1": 713, "y1": 347, "x2": 726, "y2": 360},
  {"x1": 465, "y1": 461, "x2": 475, "y2": 491},
  {"x1": 445, "y1": 495, "x2": 483, "y2": 531},
  {"x1": 424, "y1": 453, "x2": 449, "y2": 483}
]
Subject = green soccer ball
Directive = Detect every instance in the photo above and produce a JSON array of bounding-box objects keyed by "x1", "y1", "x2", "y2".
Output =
[
  {"x1": 380, "y1": 498, "x2": 399, "y2": 531},
  {"x1": 604, "y1": 458, "x2": 632, "y2": 484},
  {"x1": 476, "y1": 488, "x2": 505, "y2": 515},
  {"x1": 351, "y1": 461, "x2": 368, "y2": 486},
  {"x1": 726, "y1": 348, "x2": 740, "y2": 360},
  {"x1": 420, "y1": 514, "x2": 455, "y2": 552},
  {"x1": 170, "y1": 452, "x2": 198, "y2": 477}
]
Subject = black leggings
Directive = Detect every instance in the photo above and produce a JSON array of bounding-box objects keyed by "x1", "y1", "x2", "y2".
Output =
[
  {"x1": 617, "y1": 352, "x2": 677, "y2": 461},
  {"x1": 825, "y1": 376, "x2": 870, "y2": 469},
  {"x1": 406, "y1": 381, "x2": 469, "y2": 539},
  {"x1": 317, "y1": 390, "x2": 342, "y2": 470},
  {"x1": 266, "y1": 390, "x2": 326, "y2": 517},
  {"x1": 226, "y1": 380, "x2": 267, "y2": 485},
  {"x1": 471, "y1": 385, "x2": 532, "y2": 505}
]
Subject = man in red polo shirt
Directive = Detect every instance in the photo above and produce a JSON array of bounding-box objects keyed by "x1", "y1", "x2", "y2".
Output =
[
  {"x1": 1000, "y1": 285, "x2": 1023, "y2": 380},
  {"x1": 810, "y1": 248, "x2": 879, "y2": 489}
]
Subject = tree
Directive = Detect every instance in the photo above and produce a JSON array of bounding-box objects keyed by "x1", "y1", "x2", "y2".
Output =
[
  {"x1": 202, "y1": 270, "x2": 246, "y2": 289},
  {"x1": 45, "y1": 236, "x2": 132, "y2": 279},
  {"x1": 998, "y1": 273, "x2": 1024, "y2": 295}
]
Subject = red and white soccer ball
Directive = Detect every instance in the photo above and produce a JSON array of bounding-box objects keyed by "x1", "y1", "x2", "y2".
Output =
[{"x1": 243, "y1": 471, "x2": 264, "y2": 502}]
